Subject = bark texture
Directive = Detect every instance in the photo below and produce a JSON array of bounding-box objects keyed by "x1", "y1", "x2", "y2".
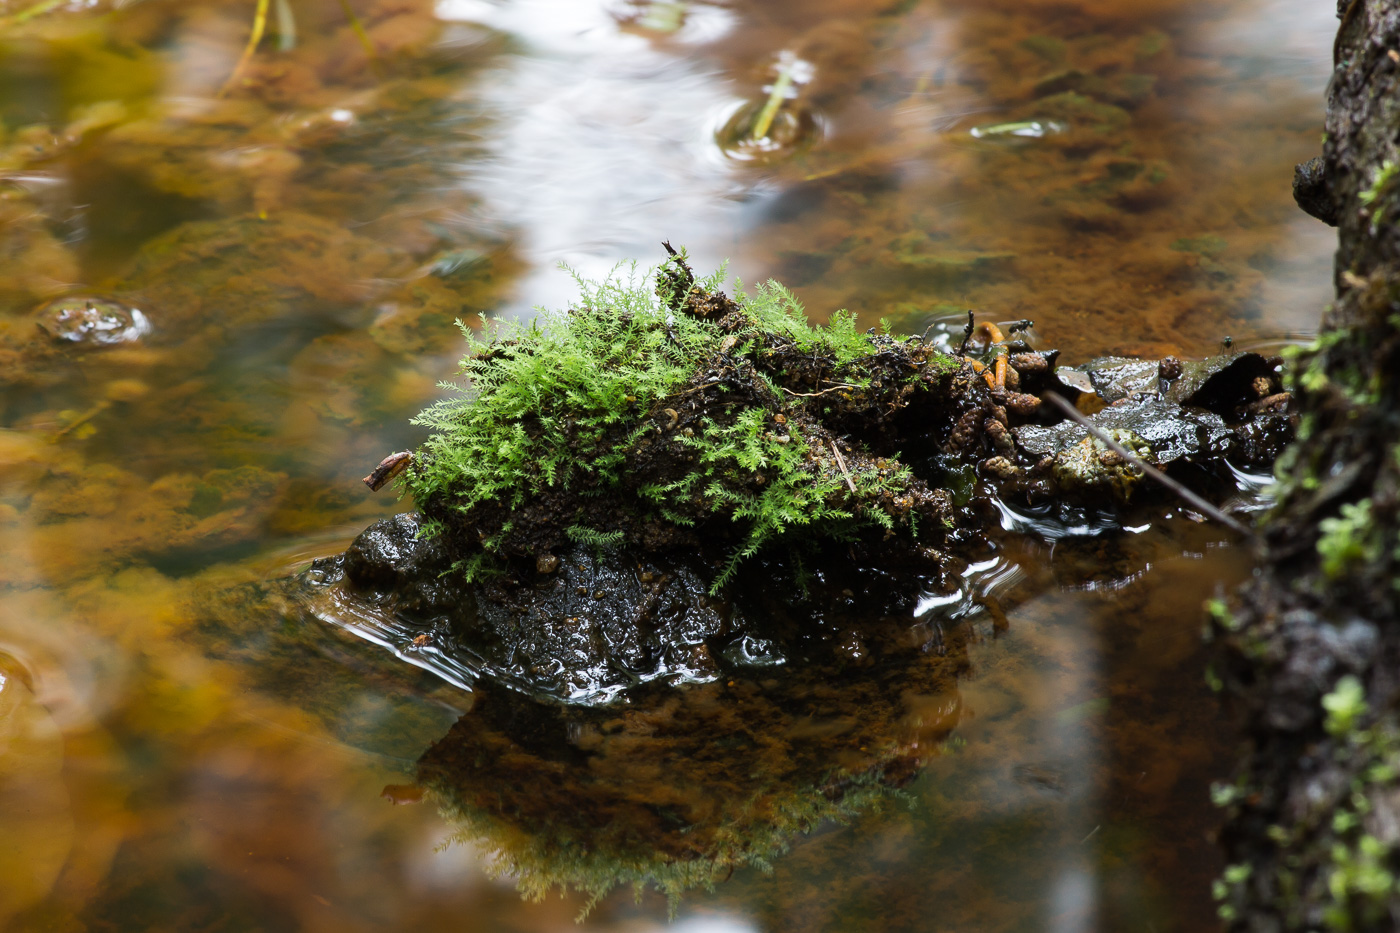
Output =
[{"x1": 1215, "y1": 1, "x2": 1400, "y2": 929}]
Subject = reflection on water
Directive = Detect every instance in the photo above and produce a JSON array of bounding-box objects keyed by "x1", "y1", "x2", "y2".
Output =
[{"x1": 0, "y1": 0, "x2": 1333, "y2": 929}]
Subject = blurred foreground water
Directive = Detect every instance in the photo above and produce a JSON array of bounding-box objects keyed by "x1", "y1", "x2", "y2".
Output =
[{"x1": 0, "y1": 0, "x2": 1334, "y2": 929}]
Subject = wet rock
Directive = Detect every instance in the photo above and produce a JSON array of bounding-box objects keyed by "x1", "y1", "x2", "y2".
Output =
[
  {"x1": 342, "y1": 512, "x2": 457, "y2": 616},
  {"x1": 323, "y1": 512, "x2": 738, "y2": 702},
  {"x1": 35, "y1": 297, "x2": 150, "y2": 346},
  {"x1": 1008, "y1": 352, "x2": 1293, "y2": 506},
  {"x1": 1049, "y1": 429, "x2": 1150, "y2": 502}
]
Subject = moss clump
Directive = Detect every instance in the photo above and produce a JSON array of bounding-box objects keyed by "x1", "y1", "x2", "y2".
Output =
[
  {"x1": 429, "y1": 772, "x2": 896, "y2": 919},
  {"x1": 1317, "y1": 500, "x2": 1381, "y2": 581},
  {"x1": 403, "y1": 248, "x2": 992, "y2": 589}
]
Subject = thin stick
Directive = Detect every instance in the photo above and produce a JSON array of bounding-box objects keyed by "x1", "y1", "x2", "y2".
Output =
[
  {"x1": 337, "y1": 0, "x2": 380, "y2": 69},
  {"x1": 750, "y1": 59, "x2": 795, "y2": 141},
  {"x1": 50, "y1": 401, "x2": 111, "y2": 443},
  {"x1": 1039, "y1": 392, "x2": 1255, "y2": 539},
  {"x1": 829, "y1": 441, "x2": 857, "y2": 494},
  {"x1": 7, "y1": 0, "x2": 65, "y2": 25},
  {"x1": 220, "y1": 0, "x2": 272, "y2": 98}
]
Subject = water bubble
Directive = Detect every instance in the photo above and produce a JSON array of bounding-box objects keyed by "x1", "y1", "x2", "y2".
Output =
[{"x1": 35, "y1": 297, "x2": 150, "y2": 346}]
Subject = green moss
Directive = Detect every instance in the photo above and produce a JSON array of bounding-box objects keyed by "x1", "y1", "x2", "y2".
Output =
[
  {"x1": 1325, "y1": 835, "x2": 1396, "y2": 930},
  {"x1": 1317, "y1": 500, "x2": 1380, "y2": 580},
  {"x1": 408, "y1": 264, "x2": 713, "y2": 513},
  {"x1": 403, "y1": 254, "x2": 953, "y2": 587},
  {"x1": 1322, "y1": 675, "x2": 1369, "y2": 738},
  {"x1": 1207, "y1": 597, "x2": 1240, "y2": 632},
  {"x1": 1359, "y1": 160, "x2": 1399, "y2": 231}
]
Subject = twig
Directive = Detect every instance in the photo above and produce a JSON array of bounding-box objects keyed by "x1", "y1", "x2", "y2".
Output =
[
  {"x1": 957, "y1": 310, "x2": 974, "y2": 355},
  {"x1": 829, "y1": 441, "x2": 857, "y2": 494},
  {"x1": 220, "y1": 0, "x2": 272, "y2": 98},
  {"x1": 750, "y1": 56, "x2": 796, "y2": 141},
  {"x1": 1039, "y1": 392, "x2": 1256, "y2": 539},
  {"x1": 363, "y1": 451, "x2": 413, "y2": 491},
  {"x1": 50, "y1": 400, "x2": 110, "y2": 443},
  {"x1": 337, "y1": 0, "x2": 381, "y2": 72}
]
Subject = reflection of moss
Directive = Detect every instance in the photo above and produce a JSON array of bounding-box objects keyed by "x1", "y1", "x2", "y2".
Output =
[
  {"x1": 430, "y1": 767, "x2": 896, "y2": 917},
  {"x1": 419, "y1": 648, "x2": 963, "y2": 917},
  {"x1": 1170, "y1": 235, "x2": 1229, "y2": 259},
  {"x1": 1033, "y1": 71, "x2": 1156, "y2": 108}
]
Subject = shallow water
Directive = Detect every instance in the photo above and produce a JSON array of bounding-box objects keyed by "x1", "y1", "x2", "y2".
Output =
[{"x1": 0, "y1": 0, "x2": 1334, "y2": 930}]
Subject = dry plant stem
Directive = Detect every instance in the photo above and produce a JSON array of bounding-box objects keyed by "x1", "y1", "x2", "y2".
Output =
[
  {"x1": 750, "y1": 60, "x2": 795, "y2": 141},
  {"x1": 781, "y1": 383, "x2": 859, "y2": 398},
  {"x1": 220, "y1": 0, "x2": 272, "y2": 98},
  {"x1": 829, "y1": 441, "x2": 857, "y2": 494},
  {"x1": 1039, "y1": 392, "x2": 1255, "y2": 538}
]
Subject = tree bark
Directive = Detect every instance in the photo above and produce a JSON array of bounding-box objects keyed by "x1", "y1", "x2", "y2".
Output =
[{"x1": 1214, "y1": 1, "x2": 1400, "y2": 930}]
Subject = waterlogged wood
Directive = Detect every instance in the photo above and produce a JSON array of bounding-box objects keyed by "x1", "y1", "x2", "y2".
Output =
[
  {"x1": 1213, "y1": 2, "x2": 1400, "y2": 930},
  {"x1": 362, "y1": 451, "x2": 413, "y2": 492}
]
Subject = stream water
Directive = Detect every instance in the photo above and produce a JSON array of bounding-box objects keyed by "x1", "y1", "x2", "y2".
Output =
[{"x1": 0, "y1": 0, "x2": 1335, "y2": 930}]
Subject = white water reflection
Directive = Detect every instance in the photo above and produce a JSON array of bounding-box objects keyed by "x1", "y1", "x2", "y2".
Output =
[{"x1": 438, "y1": 0, "x2": 758, "y2": 315}]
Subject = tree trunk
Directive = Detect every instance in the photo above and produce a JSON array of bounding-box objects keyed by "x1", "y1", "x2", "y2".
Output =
[{"x1": 1214, "y1": 1, "x2": 1400, "y2": 930}]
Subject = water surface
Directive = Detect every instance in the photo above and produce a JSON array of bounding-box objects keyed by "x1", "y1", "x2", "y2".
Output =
[{"x1": 0, "y1": 0, "x2": 1334, "y2": 929}]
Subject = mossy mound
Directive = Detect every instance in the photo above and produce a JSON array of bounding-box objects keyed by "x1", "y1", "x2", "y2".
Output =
[{"x1": 403, "y1": 247, "x2": 1018, "y2": 590}]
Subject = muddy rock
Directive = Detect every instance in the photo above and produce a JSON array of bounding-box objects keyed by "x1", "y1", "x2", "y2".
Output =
[
  {"x1": 1004, "y1": 352, "x2": 1293, "y2": 505},
  {"x1": 318, "y1": 512, "x2": 738, "y2": 701}
]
